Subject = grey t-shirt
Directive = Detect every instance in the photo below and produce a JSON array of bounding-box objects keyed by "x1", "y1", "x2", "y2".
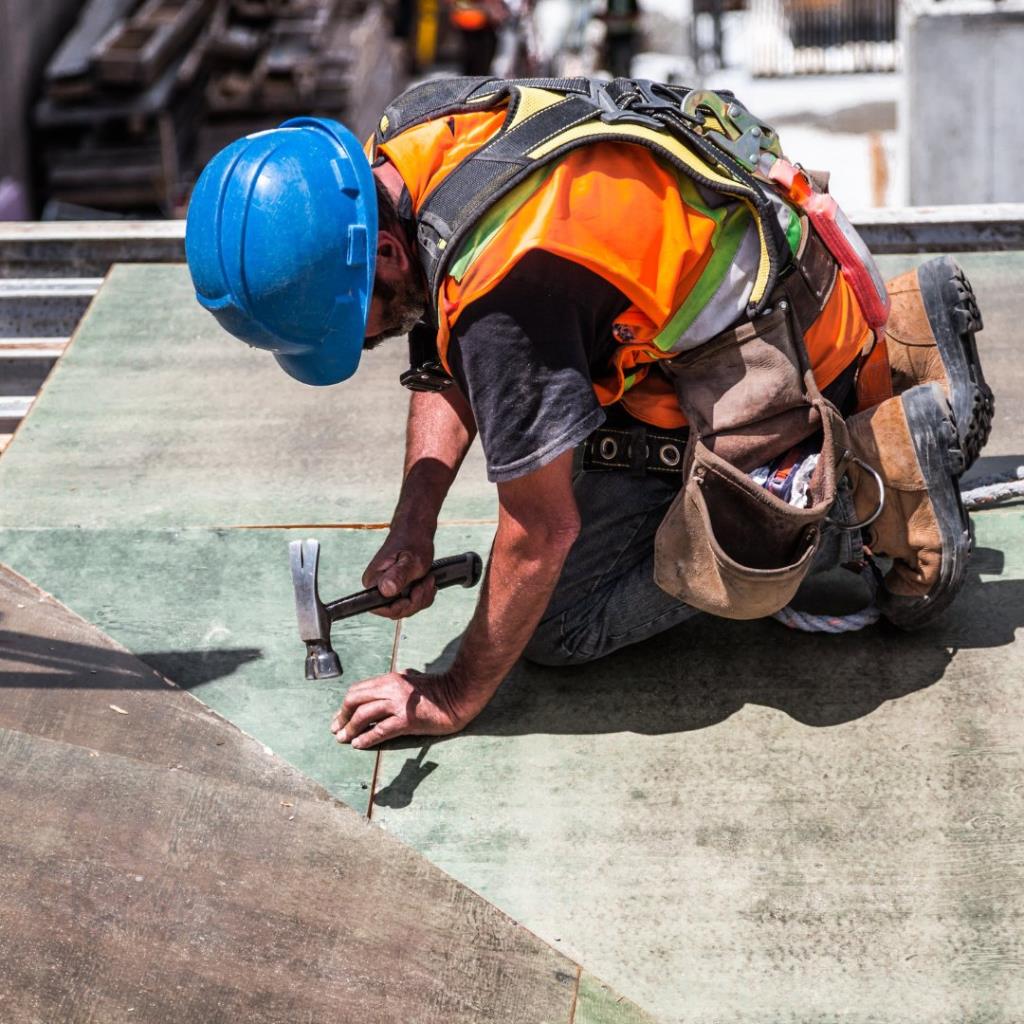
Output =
[{"x1": 447, "y1": 250, "x2": 631, "y2": 483}]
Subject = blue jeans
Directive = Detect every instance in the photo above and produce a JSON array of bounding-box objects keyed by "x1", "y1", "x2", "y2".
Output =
[{"x1": 524, "y1": 460, "x2": 862, "y2": 667}]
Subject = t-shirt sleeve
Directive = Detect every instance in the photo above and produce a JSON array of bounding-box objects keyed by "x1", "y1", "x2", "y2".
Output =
[{"x1": 447, "y1": 250, "x2": 629, "y2": 483}]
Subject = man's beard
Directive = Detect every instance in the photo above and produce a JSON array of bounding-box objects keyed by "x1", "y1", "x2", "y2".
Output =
[{"x1": 365, "y1": 275, "x2": 427, "y2": 350}]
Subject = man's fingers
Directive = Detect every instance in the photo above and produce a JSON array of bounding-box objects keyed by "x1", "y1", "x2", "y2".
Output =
[
  {"x1": 351, "y1": 717, "x2": 406, "y2": 750},
  {"x1": 370, "y1": 576, "x2": 437, "y2": 620},
  {"x1": 362, "y1": 551, "x2": 398, "y2": 589},
  {"x1": 334, "y1": 683, "x2": 385, "y2": 730},
  {"x1": 377, "y1": 550, "x2": 417, "y2": 598},
  {"x1": 337, "y1": 699, "x2": 392, "y2": 743}
]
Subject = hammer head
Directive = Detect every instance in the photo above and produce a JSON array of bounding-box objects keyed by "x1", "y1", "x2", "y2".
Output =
[{"x1": 289, "y1": 538, "x2": 343, "y2": 679}]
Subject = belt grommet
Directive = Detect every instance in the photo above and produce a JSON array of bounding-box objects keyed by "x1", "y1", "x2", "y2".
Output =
[
  {"x1": 599, "y1": 437, "x2": 619, "y2": 461},
  {"x1": 659, "y1": 443, "x2": 681, "y2": 468}
]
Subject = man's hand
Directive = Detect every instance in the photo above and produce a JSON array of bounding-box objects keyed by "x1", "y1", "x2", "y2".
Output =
[
  {"x1": 330, "y1": 668, "x2": 480, "y2": 749},
  {"x1": 362, "y1": 531, "x2": 436, "y2": 620}
]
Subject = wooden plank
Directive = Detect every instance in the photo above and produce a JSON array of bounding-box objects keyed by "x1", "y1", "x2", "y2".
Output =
[
  {"x1": 377, "y1": 509, "x2": 1024, "y2": 1022},
  {"x1": 0, "y1": 730, "x2": 582, "y2": 1023},
  {"x1": 45, "y1": 0, "x2": 139, "y2": 93},
  {"x1": 93, "y1": 0, "x2": 213, "y2": 87}
]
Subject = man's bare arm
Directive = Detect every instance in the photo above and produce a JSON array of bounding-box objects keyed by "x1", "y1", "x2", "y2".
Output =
[
  {"x1": 332, "y1": 449, "x2": 580, "y2": 748},
  {"x1": 362, "y1": 386, "x2": 476, "y2": 618}
]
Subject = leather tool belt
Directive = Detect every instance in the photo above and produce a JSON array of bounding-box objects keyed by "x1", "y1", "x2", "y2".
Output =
[
  {"x1": 653, "y1": 223, "x2": 859, "y2": 620},
  {"x1": 581, "y1": 425, "x2": 686, "y2": 476}
]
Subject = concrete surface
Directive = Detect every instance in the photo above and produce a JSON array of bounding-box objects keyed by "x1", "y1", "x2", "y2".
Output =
[
  {"x1": 0, "y1": 564, "x2": 650, "y2": 1023},
  {"x1": 904, "y1": 1, "x2": 1024, "y2": 206},
  {"x1": 0, "y1": 257, "x2": 1021, "y2": 1021}
]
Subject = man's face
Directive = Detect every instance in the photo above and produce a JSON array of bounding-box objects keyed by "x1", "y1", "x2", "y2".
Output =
[
  {"x1": 364, "y1": 273, "x2": 426, "y2": 350},
  {"x1": 364, "y1": 227, "x2": 426, "y2": 350}
]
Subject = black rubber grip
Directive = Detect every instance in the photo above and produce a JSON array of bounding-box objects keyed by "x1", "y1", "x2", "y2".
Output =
[{"x1": 325, "y1": 551, "x2": 483, "y2": 622}]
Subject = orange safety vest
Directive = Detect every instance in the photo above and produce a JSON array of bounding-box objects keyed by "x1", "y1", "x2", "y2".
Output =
[{"x1": 375, "y1": 95, "x2": 872, "y2": 429}]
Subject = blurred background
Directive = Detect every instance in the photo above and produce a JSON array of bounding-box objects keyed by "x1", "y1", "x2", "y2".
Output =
[{"x1": 0, "y1": 0, "x2": 1021, "y2": 219}]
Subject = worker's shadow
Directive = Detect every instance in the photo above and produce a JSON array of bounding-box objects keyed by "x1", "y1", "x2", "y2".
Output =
[
  {"x1": 417, "y1": 545, "x2": 1024, "y2": 739},
  {"x1": 0, "y1": 626, "x2": 262, "y2": 692}
]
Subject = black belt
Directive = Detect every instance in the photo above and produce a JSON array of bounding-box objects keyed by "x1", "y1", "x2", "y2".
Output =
[{"x1": 580, "y1": 424, "x2": 687, "y2": 476}]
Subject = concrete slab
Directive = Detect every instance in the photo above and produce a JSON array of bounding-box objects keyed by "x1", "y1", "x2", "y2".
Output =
[{"x1": 0, "y1": 565, "x2": 654, "y2": 1024}]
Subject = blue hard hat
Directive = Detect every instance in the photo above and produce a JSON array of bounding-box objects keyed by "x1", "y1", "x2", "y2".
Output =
[{"x1": 185, "y1": 117, "x2": 377, "y2": 386}]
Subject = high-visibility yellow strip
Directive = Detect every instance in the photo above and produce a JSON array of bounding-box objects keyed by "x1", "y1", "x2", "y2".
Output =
[
  {"x1": 507, "y1": 88, "x2": 570, "y2": 131},
  {"x1": 529, "y1": 118, "x2": 775, "y2": 305},
  {"x1": 527, "y1": 120, "x2": 746, "y2": 194}
]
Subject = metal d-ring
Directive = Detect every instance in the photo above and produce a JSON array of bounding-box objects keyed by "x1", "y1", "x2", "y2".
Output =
[
  {"x1": 659, "y1": 443, "x2": 681, "y2": 468},
  {"x1": 826, "y1": 455, "x2": 885, "y2": 531}
]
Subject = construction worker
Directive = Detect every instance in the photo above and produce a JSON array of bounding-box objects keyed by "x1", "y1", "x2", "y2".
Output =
[{"x1": 185, "y1": 78, "x2": 993, "y2": 749}]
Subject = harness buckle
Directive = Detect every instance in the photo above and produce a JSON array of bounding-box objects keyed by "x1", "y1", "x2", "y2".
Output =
[
  {"x1": 401, "y1": 322, "x2": 455, "y2": 393},
  {"x1": 682, "y1": 89, "x2": 782, "y2": 172},
  {"x1": 400, "y1": 361, "x2": 454, "y2": 393},
  {"x1": 590, "y1": 81, "x2": 662, "y2": 130}
]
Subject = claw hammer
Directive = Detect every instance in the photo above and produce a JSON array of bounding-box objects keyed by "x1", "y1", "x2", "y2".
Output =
[{"x1": 289, "y1": 539, "x2": 483, "y2": 679}]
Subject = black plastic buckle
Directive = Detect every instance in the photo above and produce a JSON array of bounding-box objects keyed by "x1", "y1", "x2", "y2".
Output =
[
  {"x1": 400, "y1": 361, "x2": 454, "y2": 393},
  {"x1": 631, "y1": 80, "x2": 705, "y2": 127},
  {"x1": 591, "y1": 80, "x2": 663, "y2": 130},
  {"x1": 401, "y1": 322, "x2": 454, "y2": 392}
]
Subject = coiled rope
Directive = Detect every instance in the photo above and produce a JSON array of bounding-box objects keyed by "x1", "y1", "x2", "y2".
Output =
[{"x1": 771, "y1": 467, "x2": 1024, "y2": 634}]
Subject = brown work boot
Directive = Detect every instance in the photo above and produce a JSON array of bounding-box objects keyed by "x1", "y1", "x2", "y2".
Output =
[
  {"x1": 845, "y1": 383, "x2": 972, "y2": 629},
  {"x1": 883, "y1": 255, "x2": 994, "y2": 471}
]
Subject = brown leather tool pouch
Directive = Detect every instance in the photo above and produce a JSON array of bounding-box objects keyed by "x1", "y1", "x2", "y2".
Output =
[{"x1": 654, "y1": 288, "x2": 851, "y2": 619}]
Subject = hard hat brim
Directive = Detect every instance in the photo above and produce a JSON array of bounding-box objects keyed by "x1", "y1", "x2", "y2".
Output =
[{"x1": 274, "y1": 333, "x2": 363, "y2": 386}]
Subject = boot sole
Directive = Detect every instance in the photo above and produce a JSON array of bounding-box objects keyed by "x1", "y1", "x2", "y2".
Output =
[
  {"x1": 879, "y1": 382, "x2": 972, "y2": 630},
  {"x1": 917, "y1": 256, "x2": 995, "y2": 473}
]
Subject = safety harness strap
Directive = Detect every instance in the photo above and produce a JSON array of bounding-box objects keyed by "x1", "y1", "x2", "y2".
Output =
[{"x1": 378, "y1": 76, "x2": 792, "y2": 320}]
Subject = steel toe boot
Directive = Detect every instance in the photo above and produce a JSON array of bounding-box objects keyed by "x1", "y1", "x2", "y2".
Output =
[
  {"x1": 882, "y1": 255, "x2": 994, "y2": 471},
  {"x1": 846, "y1": 382, "x2": 973, "y2": 629}
]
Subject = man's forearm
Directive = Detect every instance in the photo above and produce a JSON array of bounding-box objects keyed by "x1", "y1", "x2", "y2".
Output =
[
  {"x1": 392, "y1": 387, "x2": 476, "y2": 532},
  {"x1": 447, "y1": 508, "x2": 579, "y2": 715}
]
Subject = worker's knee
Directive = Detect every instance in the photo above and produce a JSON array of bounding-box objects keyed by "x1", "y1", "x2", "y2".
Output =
[{"x1": 523, "y1": 614, "x2": 598, "y2": 668}]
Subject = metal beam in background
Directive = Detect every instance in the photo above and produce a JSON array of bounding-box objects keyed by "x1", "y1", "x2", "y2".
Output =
[
  {"x1": 849, "y1": 203, "x2": 1024, "y2": 254},
  {"x1": 0, "y1": 223, "x2": 185, "y2": 278},
  {"x1": 0, "y1": 205, "x2": 1023, "y2": 279}
]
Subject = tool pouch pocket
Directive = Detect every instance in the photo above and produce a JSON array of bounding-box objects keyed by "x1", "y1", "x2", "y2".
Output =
[{"x1": 654, "y1": 302, "x2": 849, "y2": 619}]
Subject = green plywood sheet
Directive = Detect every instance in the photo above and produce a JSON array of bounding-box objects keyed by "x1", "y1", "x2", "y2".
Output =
[
  {"x1": 1, "y1": 253, "x2": 1022, "y2": 1023},
  {"x1": 0, "y1": 527, "x2": 395, "y2": 810},
  {"x1": 374, "y1": 512, "x2": 1024, "y2": 1023},
  {"x1": 0, "y1": 263, "x2": 496, "y2": 530},
  {"x1": 575, "y1": 975, "x2": 661, "y2": 1024}
]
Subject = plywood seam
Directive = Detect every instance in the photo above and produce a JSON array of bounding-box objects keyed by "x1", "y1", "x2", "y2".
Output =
[
  {"x1": 366, "y1": 618, "x2": 403, "y2": 821},
  {"x1": 566, "y1": 965, "x2": 582, "y2": 1023},
  {"x1": 225, "y1": 519, "x2": 499, "y2": 531}
]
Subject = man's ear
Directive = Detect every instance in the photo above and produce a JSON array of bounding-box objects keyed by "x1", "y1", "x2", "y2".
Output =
[{"x1": 376, "y1": 229, "x2": 411, "y2": 275}]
